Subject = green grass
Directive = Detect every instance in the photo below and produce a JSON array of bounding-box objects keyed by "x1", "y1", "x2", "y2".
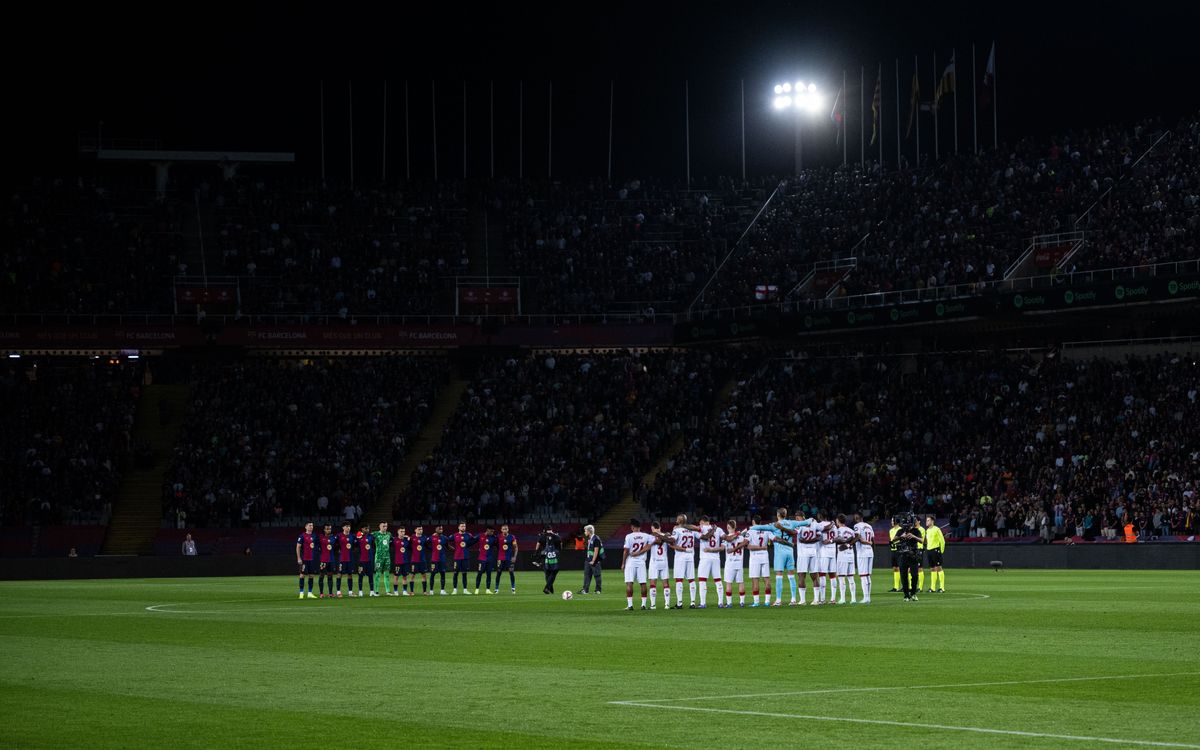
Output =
[{"x1": 1, "y1": 570, "x2": 1198, "y2": 749}]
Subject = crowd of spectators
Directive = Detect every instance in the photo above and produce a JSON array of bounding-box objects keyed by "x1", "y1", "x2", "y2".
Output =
[
  {"x1": 1, "y1": 177, "x2": 182, "y2": 315},
  {"x1": 207, "y1": 178, "x2": 469, "y2": 319},
  {"x1": 0, "y1": 360, "x2": 141, "y2": 525},
  {"x1": 695, "y1": 118, "x2": 1187, "y2": 309},
  {"x1": 396, "y1": 350, "x2": 735, "y2": 523},
  {"x1": 163, "y1": 357, "x2": 445, "y2": 527},
  {"x1": 645, "y1": 350, "x2": 1199, "y2": 541}
]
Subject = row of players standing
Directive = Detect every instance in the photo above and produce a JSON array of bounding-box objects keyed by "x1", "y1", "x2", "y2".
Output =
[
  {"x1": 619, "y1": 508, "x2": 876, "y2": 611},
  {"x1": 294, "y1": 521, "x2": 563, "y2": 598}
]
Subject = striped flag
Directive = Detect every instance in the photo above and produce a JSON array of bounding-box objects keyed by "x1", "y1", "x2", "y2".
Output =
[
  {"x1": 869, "y1": 69, "x2": 881, "y2": 145},
  {"x1": 831, "y1": 83, "x2": 844, "y2": 142},
  {"x1": 934, "y1": 51, "x2": 956, "y2": 110},
  {"x1": 980, "y1": 42, "x2": 996, "y2": 108},
  {"x1": 906, "y1": 68, "x2": 920, "y2": 138}
]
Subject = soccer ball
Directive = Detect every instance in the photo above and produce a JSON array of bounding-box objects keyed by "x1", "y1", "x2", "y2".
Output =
[{"x1": 561, "y1": 590, "x2": 573, "y2": 601}]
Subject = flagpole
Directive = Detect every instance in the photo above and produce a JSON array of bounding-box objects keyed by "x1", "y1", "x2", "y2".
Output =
[
  {"x1": 518, "y1": 81, "x2": 523, "y2": 180},
  {"x1": 607, "y1": 80, "x2": 614, "y2": 182},
  {"x1": 432, "y1": 81, "x2": 438, "y2": 181},
  {"x1": 489, "y1": 80, "x2": 495, "y2": 179},
  {"x1": 547, "y1": 81, "x2": 552, "y2": 179},
  {"x1": 842, "y1": 69, "x2": 847, "y2": 166},
  {"x1": 404, "y1": 80, "x2": 410, "y2": 181},
  {"x1": 348, "y1": 81, "x2": 354, "y2": 188},
  {"x1": 382, "y1": 81, "x2": 388, "y2": 182},
  {"x1": 894, "y1": 59, "x2": 901, "y2": 169},
  {"x1": 993, "y1": 42, "x2": 999, "y2": 150},
  {"x1": 972, "y1": 43, "x2": 979, "y2": 155},
  {"x1": 953, "y1": 49, "x2": 959, "y2": 155},
  {"x1": 685, "y1": 80, "x2": 691, "y2": 186},
  {"x1": 740, "y1": 79, "x2": 746, "y2": 183},
  {"x1": 319, "y1": 80, "x2": 325, "y2": 183},
  {"x1": 860, "y1": 66, "x2": 864, "y2": 168},
  {"x1": 932, "y1": 52, "x2": 939, "y2": 162},
  {"x1": 462, "y1": 80, "x2": 467, "y2": 180},
  {"x1": 878, "y1": 63, "x2": 883, "y2": 168},
  {"x1": 914, "y1": 55, "x2": 920, "y2": 168}
]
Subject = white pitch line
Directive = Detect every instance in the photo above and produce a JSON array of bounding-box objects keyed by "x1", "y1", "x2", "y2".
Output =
[
  {"x1": 609, "y1": 702, "x2": 1200, "y2": 749},
  {"x1": 624, "y1": 670, "x2": 1200, "y2": 703}
]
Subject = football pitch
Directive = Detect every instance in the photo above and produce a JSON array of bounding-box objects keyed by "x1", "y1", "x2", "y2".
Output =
[{"x1": 0, "y1": 569, "x2": 1197, "y2": 749}]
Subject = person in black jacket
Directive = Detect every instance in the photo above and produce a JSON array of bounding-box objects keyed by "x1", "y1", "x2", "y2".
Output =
[
  {"x1": 894, "y1": 513, "x2": 925, "y2": 602},
  {"x1": 581, "y1": 524, "x2": 603, "y2": 594},
  {"x1": 536, "y1": 525, "x2": 563, "y2": 594}
]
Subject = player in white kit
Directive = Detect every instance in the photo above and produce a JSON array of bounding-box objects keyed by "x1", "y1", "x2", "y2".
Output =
[
  {"x1": 721, "y1": 521, "x2": 748, "y2": 608},
  {"x1": 745, "y1": 516, "x2": 774, "y2": 607},
  {"x1": 832, "y1": 515, "x2": 858, "y2": 604},
  {"x1": 807, "y1": 515, "x2": 833, "y2": 605},
  {"x1": 792, "y1": 511, "x2": 820, "y2": 605},
  {"x1": 669, "y1": 514, "x2": 700, "y2": 608},
  {"x1": 621, "y1": 518, "x2": 657, "y2": 610},
  {"x1": 852, "y1": 512, "x2": 875, "y2": 603},
  {"x1": 695, "y1": 516, "x2": 725, "y2": 609},
  {"x1": 646, "y1": 520, "x2": 672, "y2": 610}
]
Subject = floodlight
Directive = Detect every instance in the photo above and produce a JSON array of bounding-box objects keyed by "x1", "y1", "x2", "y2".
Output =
[
  {"x1": 781, "y1": 82, "x2": 792, "y2": 93},
  {"x1": 773, "y1": 95, "x2": 792, "y2": 109},
  {"x1": 773, "y1": 84, "x2": 783, "y2": 94}
]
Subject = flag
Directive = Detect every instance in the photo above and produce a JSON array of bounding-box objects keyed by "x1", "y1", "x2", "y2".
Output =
[
  {"x1": 934, "y1": 51, "x2": 956, "y2": 110},
  {"x1": 870, "y1": 68, "x2": 881, "y2": 145},
  {"x1": 979, "y1": 42, "x2": 995, "y2": 108},
  {"x1": 754, "y1": 284, "x2": 779, "y2": 301},
  {"x1": 906, "y1": 69, "x2": 920, "y2": 138},
  {"x1": 831, "y1": 83, "x2": 844, "y2": 142}
]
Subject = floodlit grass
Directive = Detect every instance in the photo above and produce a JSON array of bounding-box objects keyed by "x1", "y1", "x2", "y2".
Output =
[{"x1": 0, "y1": 569, "x2": 1197, "y2": 748}]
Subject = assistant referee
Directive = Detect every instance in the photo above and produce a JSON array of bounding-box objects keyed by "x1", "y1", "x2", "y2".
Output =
[{"x1": 923, "y1": 516, "x2": 946, "y2": 593}]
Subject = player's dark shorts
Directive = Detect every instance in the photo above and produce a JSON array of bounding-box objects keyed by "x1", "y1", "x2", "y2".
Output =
[
  {"x1": 358, "y1": 560, "x2": 375, "y2": 576},
  {"x1": 409, "y1": 562, "x2": 428, "y2": 574},
  {"x1": 497, "y1": 559, "x2": 514, "y2": 572},
  {"x1": 301, "y1": 559, "x2": 317, "y2": 575},
  {"x1": 890, "y1": 552, "x2": 899, "y2": 568},
  {"x1": 453, "y1": 559, "x2": 471, "y2": 572},
  {"x1": 394, "y1": 563, "x2": 410, "y2": 576},
  {"x1": 429, "y1": 560, "x2": 445, "y2": 573},
  {"x1": 318, "y1": 560, "x2": 333, "y2": 572},
  {"x1": 477, "y1": 560, "x2": 495, "y2": 573},
  {"x1": 926, "y1": 550, "x2": 944, "y2": 567},
  {"x1": 338, "y1": 561, "x2": 355, "y2": 575}
]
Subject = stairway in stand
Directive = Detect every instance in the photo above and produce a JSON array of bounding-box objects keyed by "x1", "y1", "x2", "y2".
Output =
[
  {"x1": 366, "y1": 377, "x2": 470, "y2": 524},
  {"x1": 102, "y1": 384, "x2": 191, "y2": 555},
  {"x1": 591, "y1": 375, "x2": 740, "y2": 541}
]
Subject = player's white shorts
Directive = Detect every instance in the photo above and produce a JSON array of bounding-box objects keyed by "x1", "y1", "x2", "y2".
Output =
[
  {"x1": 697, "y1": 555, "x2": 722, "y2": 581},
  {"x1": 819, "y1": 553, "x2": 836, "y2": 574},
  {"x1": 856, "y1": 550, "x2": 874, "y2": 575},
  {"x1": 796, "y1": 552, "x2": 818, "y2": 575},
  {"x1": 649, "y1": 561, "x2": 671, "y2": 580},
  {"x1": 624, "y1": 562, "x2": 647, "y2": 584},
  {"x1": 748, "y1": 558, "x2": 770, "y2": 579},
  {"x1": 673, "y1": 556, "x2": 696, "y2": 580},
  {"x1": 836, "y1": 551, "x2": 855, "y2": 576},
  {"x1": 723, "y1": 561, "x2": 744, "y2": 584}
]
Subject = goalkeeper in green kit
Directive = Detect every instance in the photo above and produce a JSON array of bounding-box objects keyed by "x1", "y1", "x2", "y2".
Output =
[{"x1": 372, "y1": 521, "x2": 394, "y2": 596}]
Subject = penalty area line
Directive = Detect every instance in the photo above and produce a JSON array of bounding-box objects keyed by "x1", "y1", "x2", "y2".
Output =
[
  {"x1": 625, "y1": 670, "x2": 1200, "y2": 703},
  {"x1": 607, "y1": 702, "x2": 1200, "y2": 749}
]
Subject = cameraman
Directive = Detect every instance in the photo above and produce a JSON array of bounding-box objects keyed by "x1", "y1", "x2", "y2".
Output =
[{"x1": 894, "y1": 513, "x2": 925, "y2": 602}]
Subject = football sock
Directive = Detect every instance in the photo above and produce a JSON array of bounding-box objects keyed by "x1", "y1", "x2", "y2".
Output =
[
  {"x1": 698, "y1": 580, "x2": 708, "y2": 606},
  {"x1": 649, "y1": 586, "x2": 657, "y2": 608},
  {"x1": 789, "y1": 575, "x2": 798, "y2": 601},
  {"x1": 919, "y1": 571, "x2": 925, "y2": 590},
  {"x1": 893, "y1": 570, "x2": 901, "y2": 589},
  {"x1": 775, "y1": 575, "x2": 784, "y2": 599},
  {"x1": 298, "y1": 576, "x2": 304, "y2": 594},
  {"x1": 862, "y1": 575, "x2": 872, "y2": 599}
]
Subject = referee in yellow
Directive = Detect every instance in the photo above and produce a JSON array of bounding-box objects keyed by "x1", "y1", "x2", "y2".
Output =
[
  {"x1": 923, "y1": 515, "x2": 946, "y2": 593},
  {"x1": 888, "y1": 517, "x2": 902, "y2": 592}
]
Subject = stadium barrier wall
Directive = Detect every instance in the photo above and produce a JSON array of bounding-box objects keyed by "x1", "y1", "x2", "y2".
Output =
[{"x1": 0, "y1": 546, "x2": 1197, "y2": 580}]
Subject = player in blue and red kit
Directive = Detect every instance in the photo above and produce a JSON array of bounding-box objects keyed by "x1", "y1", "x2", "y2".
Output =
[
  {"x1": 451, "y1": 522, "x2": 477, "y2": 595},
  {"x1": 392, "y1": 526, "x2": 410, "y2": 597},
  {"x1": 474, "y1": 525, "x2": 499, "y2": 595},
  {"x1": 428, "y1": 524, "x2": 449, "y2": 595},
  {"x1": 495, "y1": 524, "x2": 519, "y2": 594},
  {"x1": 317, "y1": 523, "x2": 336, "y2": 597},
  {"x1": 295, "y1": 522, "x2": 318, "y2": 599},
  {"x1": 407, "y1": 525, "x2": 431, "y2": 596},
  {"x1": 356, "y1": 523, "x2": 376, "y2": 597},
  {"x1": 336, "y1": 521, "x2": 355, "y2": 597}
]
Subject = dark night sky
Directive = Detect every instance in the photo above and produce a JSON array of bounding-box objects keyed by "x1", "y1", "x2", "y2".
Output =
[{"x1": 4, "y1": 1, "x2": 1197, "y2": 183}]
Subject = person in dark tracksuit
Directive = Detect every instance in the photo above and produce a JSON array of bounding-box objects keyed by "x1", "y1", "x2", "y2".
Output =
[
  {"x1": 581, "y1": 524, "x2": 604, "y2": 594},
  {"x1": 894, "y1": 513, "x2": 925, "y2": 602},
  {"x1": 536, "y1": 525, "x2": 562, "y2": 594}
]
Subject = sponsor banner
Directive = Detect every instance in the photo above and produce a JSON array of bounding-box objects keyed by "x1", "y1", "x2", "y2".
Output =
[
  {"x1": 175, "y1": 286, "x2": 237, "y2": 305},
  {"x1": 0, "y1": 326, "x2": 202, "y2": 348},
  {"x1": 458, "y1": 287, "x2": 518, "y2": 305}
]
